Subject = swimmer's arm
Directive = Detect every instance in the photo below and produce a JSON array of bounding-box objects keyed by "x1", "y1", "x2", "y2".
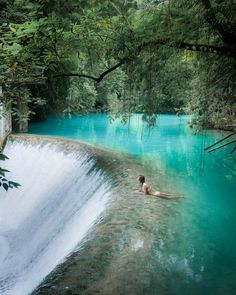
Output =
[
  {"x1": 132, "y1": 185, "x2": 142, "y2": 192},
  {"x1": 133, "y1": 189, "x2": 142, "y2": 193}
]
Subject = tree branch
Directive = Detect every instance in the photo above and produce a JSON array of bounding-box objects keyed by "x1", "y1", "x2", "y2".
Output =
[
  {"x1": 7, "y1": 77, "x2": 48, "y2": 85},
  {"x1": 50, "y1": 39, "x2": 235, "y2": 84},
  {"x1": 51, "y1": 73, "x2": 99, "y2": 81},
  {"x1": 200, "y1": 0, "x2": 236, "y2": 48},
  {"x1": 51, "y1": 60, "x2": 125, "y2": 83},
  {"x1": 142, "y1": 39, "x2": 235, "y2": 56},
  {"x1": 96, "y1": 60, "x2": 125, "y2": 82}
]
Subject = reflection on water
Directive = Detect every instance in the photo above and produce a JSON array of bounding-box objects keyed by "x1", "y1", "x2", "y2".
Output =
[{"x1": 30, "y1": 114, "x2": 236, "y2": 295}]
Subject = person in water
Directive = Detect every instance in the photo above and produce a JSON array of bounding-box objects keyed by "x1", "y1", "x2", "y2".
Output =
[{"x1": 138, "y1": 175, "x2": 182, "y2": 199}]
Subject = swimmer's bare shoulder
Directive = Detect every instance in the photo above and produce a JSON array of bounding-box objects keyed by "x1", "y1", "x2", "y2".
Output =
[{"x1": 142, "y1": 182, "x2": 150, "y2": 194}]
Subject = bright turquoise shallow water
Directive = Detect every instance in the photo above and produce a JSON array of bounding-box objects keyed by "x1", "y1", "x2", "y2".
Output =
[{"x1": 29, "y1": 114, "x2": 236, "y2": 295}]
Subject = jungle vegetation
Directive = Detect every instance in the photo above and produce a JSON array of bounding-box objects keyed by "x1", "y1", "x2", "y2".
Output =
[
  {"x1": 0, "y1": 0, "x2": 235, "y2": 189},
  {"x1": 0, "y1": 0, "x2": 235, "y2": 127}
]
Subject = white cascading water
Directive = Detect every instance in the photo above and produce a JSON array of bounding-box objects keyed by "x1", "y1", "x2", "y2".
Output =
[{"x1": 0, "y1": 140, "x2": 112, "y2": 295}]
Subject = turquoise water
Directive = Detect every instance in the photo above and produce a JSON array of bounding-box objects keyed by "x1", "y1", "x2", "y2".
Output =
[{"x1": 29, "y1": 114, "x2": 236, "y2": 295}]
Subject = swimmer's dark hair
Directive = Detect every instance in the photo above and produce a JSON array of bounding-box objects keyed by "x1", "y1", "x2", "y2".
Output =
[{"x1": 138, "y1": 175, "x2": 145, "y2": 184}]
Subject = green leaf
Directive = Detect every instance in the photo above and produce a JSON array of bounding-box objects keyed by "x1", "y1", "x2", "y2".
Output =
[
  {"x1": 0, "y1": 154, "x2": 9, "y2": 161},
  {"x1": 8, "y1": 181, "x2": 21, "y2": 188},
  {"x1": 2, "y1": 183, "x2": 9, "y2": 191}
]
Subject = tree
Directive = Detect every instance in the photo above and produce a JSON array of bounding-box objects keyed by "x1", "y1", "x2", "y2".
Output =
[
  {"x1": 1, "y1": 0, "x2": 235, "y2": 126},
  {"x1": 45, "y1": 0, "x2": 235, "y2": 127}
]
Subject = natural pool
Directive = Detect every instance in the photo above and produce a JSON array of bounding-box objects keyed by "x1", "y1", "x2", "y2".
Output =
[{"x1": 29, "y1": 114, "x2": 236, "y2": 295}]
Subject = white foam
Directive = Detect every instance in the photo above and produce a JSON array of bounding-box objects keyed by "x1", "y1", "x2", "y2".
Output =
[{"x1": 0, "y1": 141, "x2": 111, "y2": 295}]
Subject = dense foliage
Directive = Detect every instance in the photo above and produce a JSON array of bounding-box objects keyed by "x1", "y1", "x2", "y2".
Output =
[{"x1": 0, "y1": 0, "x2": 235, "y2": 128}]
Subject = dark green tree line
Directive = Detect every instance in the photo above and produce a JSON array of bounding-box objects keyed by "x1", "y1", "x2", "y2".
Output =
[{"x1": 0, "y1": 0, "x2": 235, "y2": 126}]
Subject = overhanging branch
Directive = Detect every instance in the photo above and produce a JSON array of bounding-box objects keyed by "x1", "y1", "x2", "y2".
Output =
[
  {"x1": 50, "y1": 39, "x2": 235, "y2": 84},
  {"x1": 51, "y1": 73, "x2": 99, "y2": 81},
  {"x1": 6, "y1": 77, "x2": 48, "y2": 85},
  {"x1": 51, "y1": 60, "x2": 125, "y2": 83},
  {"x1": 200, "y1": 0, "x2": 236, "y2": 48},
  {"x1": 138, "y1": 39, "x2": 235, "y2": 57}
]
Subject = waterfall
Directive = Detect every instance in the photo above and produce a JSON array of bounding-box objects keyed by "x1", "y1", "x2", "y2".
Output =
[{"x1": 0, "y1": 139, "x2": 112, "y2": 295}]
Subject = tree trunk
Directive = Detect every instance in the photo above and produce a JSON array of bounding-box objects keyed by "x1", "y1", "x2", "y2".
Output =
[
  {"x1": 0, "y1": 86, "x2": 12, "y2": 144},
  {"x1": 12, "y1": 98, "x2": 28, "y2": 133}
]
